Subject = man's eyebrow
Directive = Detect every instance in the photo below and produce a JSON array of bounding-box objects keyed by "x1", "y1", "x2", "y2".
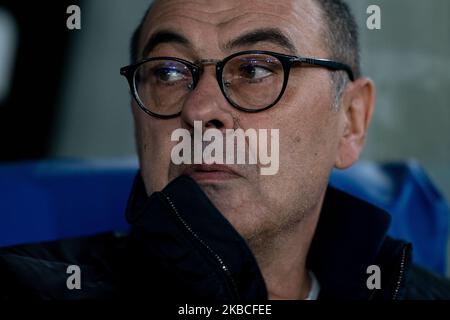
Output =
[
  {"x1": 224, "y1": 28, "x2": 298, "y2": 55},
  {"x1": 142, "y1": 30, "x2": 192, "y2": 58}
]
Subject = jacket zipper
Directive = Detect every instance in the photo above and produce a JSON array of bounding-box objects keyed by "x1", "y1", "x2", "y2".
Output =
[
  {"x1": 161, "y1": 192, "x2": 241, "y2": 300},
  {"x1": 392, "y1": 245, "x2": 408, "y2": 300}
]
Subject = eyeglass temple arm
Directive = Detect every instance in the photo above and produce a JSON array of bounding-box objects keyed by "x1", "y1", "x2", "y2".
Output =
[{"x1": 294, "y1": 57, "x2": 355, "y2": 81}]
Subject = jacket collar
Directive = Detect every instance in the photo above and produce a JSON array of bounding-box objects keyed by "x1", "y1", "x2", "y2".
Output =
[
  {"x1": 307, "y1": 186, "x2": 392, "y2": 300},
  {"x1": 127, "y1": 173, "x2": 394, "y2": 300}
]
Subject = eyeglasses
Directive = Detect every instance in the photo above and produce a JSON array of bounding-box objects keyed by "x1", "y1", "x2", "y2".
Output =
[{"x1": 120, "y1": 50, "x2": 354, "y2": 119}]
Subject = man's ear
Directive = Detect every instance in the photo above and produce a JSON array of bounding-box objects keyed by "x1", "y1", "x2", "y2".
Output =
[{"x1": 335, "y1": 77, "x2": 376, "y2": 169}]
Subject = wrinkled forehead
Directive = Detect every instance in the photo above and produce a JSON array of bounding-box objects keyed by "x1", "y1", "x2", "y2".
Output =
[{"x1": 138, "y1": 0, "x2": 327, "y2": 58}]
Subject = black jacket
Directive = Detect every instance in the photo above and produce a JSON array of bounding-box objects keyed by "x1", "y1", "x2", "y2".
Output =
[{"x1": 1, "y1": 174, "x2": 450, "y2": 300}]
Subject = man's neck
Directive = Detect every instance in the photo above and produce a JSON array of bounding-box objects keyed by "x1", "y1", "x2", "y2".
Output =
[{"x1": 247, "y1": 200, "x2": 322, "y2": 300}]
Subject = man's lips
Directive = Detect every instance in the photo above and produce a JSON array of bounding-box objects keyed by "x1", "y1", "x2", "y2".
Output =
[{"x1": 182, "y1": 164, "x2": 241, "y2": 182}]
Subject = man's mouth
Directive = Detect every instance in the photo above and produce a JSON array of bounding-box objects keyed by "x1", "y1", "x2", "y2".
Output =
[{"x1": 182, "y1": 164, "x2": 241, "y2": 182}]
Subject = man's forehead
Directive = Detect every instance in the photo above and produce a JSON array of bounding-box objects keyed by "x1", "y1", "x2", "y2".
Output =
[
  {"x1": 148, "y1": 0, "x2": 319, "y2": 15},
  {"x1": 140, "y1": 0, "x2": 325, "y2": 57}
]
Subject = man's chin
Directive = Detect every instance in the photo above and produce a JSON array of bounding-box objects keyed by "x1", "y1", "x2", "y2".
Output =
[{"x1": 197, "y1": 183, "x2": 261, "y2": 237}]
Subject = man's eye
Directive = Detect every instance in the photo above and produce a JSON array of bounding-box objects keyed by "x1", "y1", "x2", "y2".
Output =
[
  {"x1": 153, "y1": 67, "x2": 185, "y2": 83},
  {"x1": 239, "y1": 65, "x2": 273, "y2": 81}
]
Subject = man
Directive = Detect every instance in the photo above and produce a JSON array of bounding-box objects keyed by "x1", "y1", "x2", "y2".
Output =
[{"x1": 1, "y1": 0, "x2": 450, "y2": 300}]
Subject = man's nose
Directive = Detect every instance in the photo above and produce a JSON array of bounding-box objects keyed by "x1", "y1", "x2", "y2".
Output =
[{"x1": 180, "y1": 68, "x2": 235, "y2": 131}]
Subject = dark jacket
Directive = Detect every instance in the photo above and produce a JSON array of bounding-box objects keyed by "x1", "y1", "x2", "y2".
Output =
[{"x1": 1, "y1": 174, "x2": 450, "y2": 300}]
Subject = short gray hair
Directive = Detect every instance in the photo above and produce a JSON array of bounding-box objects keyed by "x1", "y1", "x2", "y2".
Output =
[{"x1": 314, "y1": 0, "x2": 361, "y2": 108}]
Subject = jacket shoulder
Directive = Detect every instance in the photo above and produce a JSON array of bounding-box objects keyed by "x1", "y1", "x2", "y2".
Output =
[
  {"x1": 404, "y1": 265, "x2": 450, "y2": 300},
  {"x1": 0, "y1": 233, "x2": 124, "y2": 300}
]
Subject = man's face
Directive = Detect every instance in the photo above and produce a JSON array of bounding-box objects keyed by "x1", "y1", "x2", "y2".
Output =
[{"x1": 133, "y1": 0, "x2": 347, "y2": 241}]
